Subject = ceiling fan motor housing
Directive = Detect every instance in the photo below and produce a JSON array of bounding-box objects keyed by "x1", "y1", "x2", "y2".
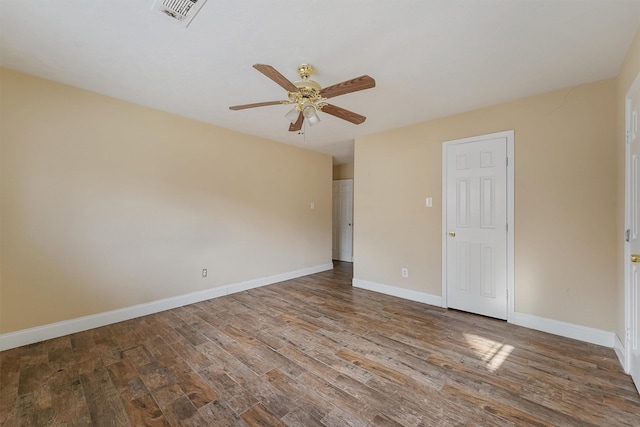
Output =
[
  {"x1": 294, "y1": 63, "x2": 322, "y2": 91},
  {"x1": 297, "y1": 64, "x2": 313, "y2": 79}
]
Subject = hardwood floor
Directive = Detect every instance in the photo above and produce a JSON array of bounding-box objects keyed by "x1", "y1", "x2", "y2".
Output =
[{"x1": 1, "y1": 261, "x2": 639, "y2": 426}]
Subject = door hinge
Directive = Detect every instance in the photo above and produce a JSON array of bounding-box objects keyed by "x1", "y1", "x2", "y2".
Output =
[
  {"x1": 506, "y1": 157, "x2": 509, "y2": 166},
  {"x1": 627, "y1": 130, "x2": 631, "y2": 144},
  {"x1": 506, "y1": 223, "x2": 508, "y2": 232},
  {"x1": 626, "y1": 229, "x2": 631, "y2": 242}
]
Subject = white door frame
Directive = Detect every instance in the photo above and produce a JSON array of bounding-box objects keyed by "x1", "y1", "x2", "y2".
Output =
[
  {"x1": 441, "y1": 130, "x2": 515, "y2": 320},
  {"x1": 624, "y1": 72, "x2": 640, "y2": 374},
  {"x1": 332, "y1": 179, "x2": 354, "y2": 262}
]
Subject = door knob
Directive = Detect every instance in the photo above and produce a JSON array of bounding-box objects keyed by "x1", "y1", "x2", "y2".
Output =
[
  {"x1": 448, "y1": 232, "x2": 456, "y2": 237},
  {"x1": 632, "y1": 254, "x2": 640, "y2": 263}
]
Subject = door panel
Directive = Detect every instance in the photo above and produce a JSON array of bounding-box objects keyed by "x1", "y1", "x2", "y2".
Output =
[
  {"x1": 480, "y1": 177, "x2": 495, "y2": 228},
  {"x1": 332, "y1": 179, "x2": 353, "y2": 262},
  {"x1": 457, "y1": 243, "x2": 470, "y2": 292},
  {"x1": 457, "y1": 178, "x2": 470, "y2": 226},
  {"x1": 446, "y1": 137, "x2": 507, "y2": 320},
  {"x1": 481, "y1": 246, "x2": 495, "y2": 298},
  {"x1": 627, "y1": 75, "x2": 640, "y2": 393}
]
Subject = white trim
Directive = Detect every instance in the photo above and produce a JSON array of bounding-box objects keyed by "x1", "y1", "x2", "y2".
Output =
[
  {"x1": 509, "y1": 311, "x2": 614, "y2": 348},
  {"x1": 615, "y1": 333, "x2": 626, "y2": 369},
  {"x1": 624, "y1": 72, "x2": 640, "y2": 374},
  {"x1": 441, "y1": 145, "x2": 448, "y2": 308},
  {"x1": 441, "y1": 130, "x2": 515, "y2": 319},
  {"x1": 352, "y1": 278, "x2": 442, "y2": 307},
  {"x1": 332, "y1": 179, "x2": 354, "y2": 262},
  {"x1": 624, "y1": 93, "x2": 632, "y2": 373},
  {"x1": 0, "y1": 263, "x2": 334, "y2": 351},
  {"x1": 352, "y1": 277, "x2": 616, "y2": 349},
  {"x1": 507, "y1": 133, "x2": 515, "y2": 318}
]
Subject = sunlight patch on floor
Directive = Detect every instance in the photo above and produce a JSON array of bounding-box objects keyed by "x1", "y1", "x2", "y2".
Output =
[{"x1": 463, "y1": 333, "x2": 514, "y2": 372}]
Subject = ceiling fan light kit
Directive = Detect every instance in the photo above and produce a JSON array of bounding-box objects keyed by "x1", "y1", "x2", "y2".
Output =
[
  {"x1": 285, "y1": 107, "x2": 300, "y2": 123},
  {"x1": 302, "y1": 105, "x2": 320, "y2": 126},
  {"x1": 229, "y1": 63, "x2": 375, "y2": 132}
]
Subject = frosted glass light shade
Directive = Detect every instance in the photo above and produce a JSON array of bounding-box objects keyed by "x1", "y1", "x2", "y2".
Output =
[
  {"x1": 285, "y1": 107, "x2": 299, "y2": 123},
  {"x1": 302, "y1": 104, "x2": 320, "y2": 125},
  {"x1": 307, "y1": 110, "x2": 320, "y2": 125}
]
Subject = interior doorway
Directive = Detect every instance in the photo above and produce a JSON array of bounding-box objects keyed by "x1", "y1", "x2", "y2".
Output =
[
  {"x1": 624, "y1": 71, "x2": 640, "y2": 393},
  {"x1": 442, "y1": 131, "x2": 514, "y2": 320},
  {"x1": 332, "y1": 179, "x2": 353, "y2": 262}
]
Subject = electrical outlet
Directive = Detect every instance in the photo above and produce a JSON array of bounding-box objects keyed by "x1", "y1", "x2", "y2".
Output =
[
  {"x1": 202, "y1": 268, "x2": 207, "y2": 278},
  {"x1": 401, "y1": 268, "x2": 408, "y2": 278}
]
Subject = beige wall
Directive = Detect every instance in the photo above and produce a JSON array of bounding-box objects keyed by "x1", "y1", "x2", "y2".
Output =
[
  {"x1": 0, "y1": 69, "x2": 332, "y2": 334},
  {"x1": 354, "y1": 78, "x2": 617, "y2": 331},
  {"x1": 333, "y1": 163, "x2": 354, "y2": 180},
  {"x1": 617, "y1": 28, "x2": 640, "y2": 341}
]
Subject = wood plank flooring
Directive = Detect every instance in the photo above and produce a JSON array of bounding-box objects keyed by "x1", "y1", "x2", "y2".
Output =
[{"x1": 1, "y1": 261, "x2": 639, "y2": 426}]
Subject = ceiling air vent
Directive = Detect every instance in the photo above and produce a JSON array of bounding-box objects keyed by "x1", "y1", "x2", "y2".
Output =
[{"x1": 152, "y1": 0, "x2": 207, "y2": 27}]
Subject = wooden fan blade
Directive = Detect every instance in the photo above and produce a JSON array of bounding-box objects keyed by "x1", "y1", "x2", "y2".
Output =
[
  {"x1": 319, "y1": 75, "x2": 375, "y2": 99},
  {"x1": 253, "y1": 64, "x2": 298, "y2": 93},
  {"x1": 229, "y1": 100, "x2": 285, "y2": 110},
  {"x1": 321, "y1": 104, "x2": 366, "y2": 125},
  {"x1": 289, "y1": 112, "x2": 304, "y2": 132}
]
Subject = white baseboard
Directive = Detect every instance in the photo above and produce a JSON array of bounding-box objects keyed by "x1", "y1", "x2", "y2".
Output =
[
  {"x1": 352, "y1": 278, "x2": 617, "y2": 350},
  {"x1": 509, "y1": 311, "x2": 615, "y2": 348},
  {"x1": 614, "y1": 333, "x2": 628, "y2": 373},
  {"x1": 0, "y1": 262, "x2": 334, "y2": 351},
  {"x1": 352, "y1": 278, "x2": 442, "y2": 307}
]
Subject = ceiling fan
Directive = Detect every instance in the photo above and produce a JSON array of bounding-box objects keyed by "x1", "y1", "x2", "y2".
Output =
[{"x1": 229, "y1": 64, "x2": 375, "y2": 132}]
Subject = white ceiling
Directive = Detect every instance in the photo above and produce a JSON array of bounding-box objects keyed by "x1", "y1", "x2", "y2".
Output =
[{"x1": 1, "y1": 1, "x2": 639, "y2": 164}]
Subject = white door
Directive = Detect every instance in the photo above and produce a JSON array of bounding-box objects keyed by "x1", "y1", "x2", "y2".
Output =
[
  {"x1": 332, "y1": 179, "x2": 353, "y2": 262},
  {"x1": 626, "y1": 73, "x2": 640, "y2": 393},
  {"x1": 444, "y1": 136, "x2": 508, "y2": 319}
]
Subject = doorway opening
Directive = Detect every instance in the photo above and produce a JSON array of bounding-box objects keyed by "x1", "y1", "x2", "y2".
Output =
[
  {"x1": 624, "y1": 71, "x2": 640, "y2": 393},
  {"x1": 332, "y1": 179, "x2": 353, "y2": 262}
]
